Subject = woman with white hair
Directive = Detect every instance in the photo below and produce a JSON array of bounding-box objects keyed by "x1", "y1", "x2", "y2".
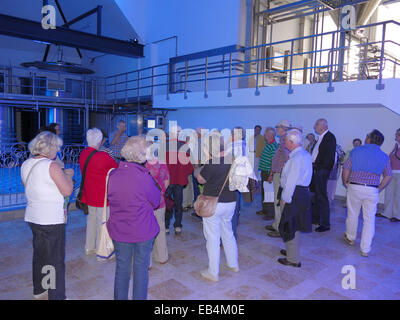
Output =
[
  {"x1": 21, "y1": 131, "x2": 74, "y2": 300},
  {"x1": 107, "y1": 136, "x2": 161, "y2": 300},
  {"x1": 78, "y1": 128, "x2": 118, "y2": 259}
]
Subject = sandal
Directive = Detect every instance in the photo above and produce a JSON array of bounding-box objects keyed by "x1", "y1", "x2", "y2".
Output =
[
  {"x1": 390, "y1": 217, "x2": 400, "y2": 222},
  {"x1": 375, "y1": 213, "x2": 387, "y2": 218}
]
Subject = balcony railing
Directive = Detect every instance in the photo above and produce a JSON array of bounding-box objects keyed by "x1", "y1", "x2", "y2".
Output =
[{"x1": 105, "y1": 20, "x2": 400, "y2": 101}]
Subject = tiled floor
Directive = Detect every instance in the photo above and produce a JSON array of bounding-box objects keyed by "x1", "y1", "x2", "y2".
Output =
[{"x1": 1, "y1": 195, "x2": 400, "y2": 300}]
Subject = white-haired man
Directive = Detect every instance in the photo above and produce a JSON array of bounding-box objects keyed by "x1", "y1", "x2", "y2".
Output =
[
  {"x1": 265, "y1": 120, "x2": 291, "y2": 238},
  {"x1": 277, "y1": 129, "x2": 313, "y2": 267},
  {"x1": 311, "y1": 118, "x2": 337, "y2": 232},
  {"x1": 79, "y1": 128, "x2": 118, "y2": 257}
]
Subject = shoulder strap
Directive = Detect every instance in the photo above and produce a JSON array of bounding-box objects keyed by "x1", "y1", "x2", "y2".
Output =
[
  {"x1": 23, "y1": 158, "x2": 47, "y2": 187},
  {"x1": 217, "y1": 165, "x2": 232, "y2": 199},
  {"x1": 80, "y1": 150, "x2": 98, "y2": 190},
  {"x1": 102, "y1": 168, "x2": 115, "y2": 223}
]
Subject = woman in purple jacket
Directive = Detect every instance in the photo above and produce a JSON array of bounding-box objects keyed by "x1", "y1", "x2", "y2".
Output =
[{"x1": 107, "y1": 136, "x2": 161, "y2": 300}]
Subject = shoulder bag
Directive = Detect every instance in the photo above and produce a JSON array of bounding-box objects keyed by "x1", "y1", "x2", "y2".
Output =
[
  {"x1": 96, "y1": 168, "x2": 116, "y2": 261},
  {"x1": 194, "y1": 165, "x2": 232, "y2": 218},
  {"x1": 76, "y1": 150, "x2": 98, "y2": 214}
]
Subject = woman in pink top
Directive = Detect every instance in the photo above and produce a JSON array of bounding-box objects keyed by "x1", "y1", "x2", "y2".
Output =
[
  {"x1": 146, "y1": 156, "x2": 170, "y2": 264},
  {"x1": 383, "y1": 128, "x2": 400, "y2": 222}
]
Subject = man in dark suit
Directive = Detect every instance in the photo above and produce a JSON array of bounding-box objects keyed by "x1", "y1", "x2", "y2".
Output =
[{"x1": 310, "y1": 119, "x2": 337, "y2": 232}]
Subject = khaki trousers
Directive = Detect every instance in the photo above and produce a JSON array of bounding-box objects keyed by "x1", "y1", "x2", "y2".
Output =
[
  {"x1": 152, "y1": 207, "x2": 168, "y2": 264},
  {"x1": 383, "y1": 172, "x2": 400, "y2": 219},
  {"x1": 272, "y1": 173, "x2": 282, "y2": 231}
]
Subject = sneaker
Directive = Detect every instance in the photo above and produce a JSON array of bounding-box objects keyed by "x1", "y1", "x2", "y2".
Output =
[
  {"x1": 343, "y1": 233, "x2": 355, "y2": 246},
  {"x1": 174, "y1": 227, "x2": 182, "y2": 235},
  {"x1": 224, "y1": 264, "x2": 239, "y2": 273},
  {"x1": 200, "y1": 269, "x2": 218, "y2": 282},
  {"x1": 360, "y1": 251, "x2": 368, "y2": 257},
  {"x1": 33, "y1": 291, "x2": 48, "y2": 300}
]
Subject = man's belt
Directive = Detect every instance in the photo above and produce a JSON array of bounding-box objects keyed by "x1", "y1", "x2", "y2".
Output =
[{"x1": 350, "y1": 182, "x2": 379, "y2": 188}]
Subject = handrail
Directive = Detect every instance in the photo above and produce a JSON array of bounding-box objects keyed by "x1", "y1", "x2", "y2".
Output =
[{"x1": 103, "y1": 20, "x2": 400, "y2": 99}]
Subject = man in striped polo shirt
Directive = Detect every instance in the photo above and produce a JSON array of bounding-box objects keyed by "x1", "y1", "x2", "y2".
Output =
[
  {"x1": 257, "y1": 127, "x2": 279, "y2": 219},
  {"x1": 266, "y1": 120, "x2": 291, "y2": 237},
  {"x1": 342, "y1": 129, "x2": 392, "y2": 257}
]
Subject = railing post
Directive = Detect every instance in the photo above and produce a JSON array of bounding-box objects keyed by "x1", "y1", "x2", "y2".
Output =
[
  {"x1": 288, "y1": 40, "x2": 294, "y2": 94},
  {"x1": 228, "y1": 52, "x2": 232, "y2": 97},
  {"x1": 328, "y1": 32, "x2": 336, "y2": 92},
  {"x1": 32, "y1": 72, "x2": 36, "y2": 99},
  {"x1": 204, "y1": 57, "x2": 208, "y2": 98},
  {"x1": 151, "y1": 67, "x2": 154, "y2": 98},
  {"x1": 114, "y1": 76, "x2": 117, "y2": 103},
  {"x1": 255, "y1": 47, "x2": 260, "y2": 96},
  {"x1": 125, "y1": 73, "x2": 128, "y2": 103},
  {"x1": 137, "y1": 70, "x2": 140, "y2": 102},
  {"x1": 376, "y1": 23, "x2": 386, "y2": 90},
  {"x1": 167, "y1": 64, "x2": 170, "y2": 100},
  {"x1": 184, "y1": 60, "x2": 188, "y2": 99}
]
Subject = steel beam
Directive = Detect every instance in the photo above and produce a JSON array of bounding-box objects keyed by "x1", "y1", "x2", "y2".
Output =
[{"x1": 0, "y1": 13, "x2": 144, "y2": 58}]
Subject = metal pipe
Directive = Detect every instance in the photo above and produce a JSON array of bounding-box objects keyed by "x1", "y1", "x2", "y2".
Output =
[
  {"x1": 184, "y1": 60, "x2": 188, "y2": 99},
  {"x1": 228, "y1": 52, "x2": 233, "y2": 97},
  {"x1": 204, "y1": 57, "x2": 208, "y2": 98},
  {"x1": 288, "y1": 40, "x2": 295, "y2": 94},
  {"x1": 376, "y1": 22, "x2": 386, "y2": 90},
  {"x1": 97, "y1": 6, "x2": 102, "y2": 36},
  {"x1": 328, "y1": 33, "x2": 336, "y2": 92},
  {"x1": 255, "y1": 47, "x2": 260, "y2": 96}
]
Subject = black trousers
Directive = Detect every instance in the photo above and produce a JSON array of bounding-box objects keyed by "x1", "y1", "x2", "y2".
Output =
[
  {"x1": 311, "y1": 168, "x2": 331, "y2": 228},
  {"x1": 261, "y1": 170, "x2": 275, "y2": 219},
  {"x1": 28, "y1": 222, "x2": 66, "y2": 300},
  {"x1": 165, "y1": 184, "x2": 184, "y2": 229}
]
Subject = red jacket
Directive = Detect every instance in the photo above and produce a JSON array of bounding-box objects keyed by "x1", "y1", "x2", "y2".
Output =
[
  {"x1": 166, "y1": 141, "x2": 194, "y2": 186},
  {"x1": 79, "y1": 147, "x2": 118, "y2": 207}
]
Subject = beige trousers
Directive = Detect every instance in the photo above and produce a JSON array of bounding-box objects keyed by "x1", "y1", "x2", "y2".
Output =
[
  {"x1": 86, "y1": 206, "x2": 109, "y2": 252},
  {"x1": 383, "y1": 172, "x2": 400, "y2": 219},
  {"x1": 151, "y1": 207, "x2": 168, "y2": 264},
  {"x1": 272, "y1": 173, "x2": 282, "y2": 231}
]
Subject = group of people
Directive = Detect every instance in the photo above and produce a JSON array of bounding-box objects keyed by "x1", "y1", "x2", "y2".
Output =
[{"x1": 20, "y1": 119, "x2": 400, "y2": 300}]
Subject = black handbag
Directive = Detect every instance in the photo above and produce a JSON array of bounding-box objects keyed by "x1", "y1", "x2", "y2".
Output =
[{"x1": 76, "y1": 150, "x2": 98, "y2": 214}]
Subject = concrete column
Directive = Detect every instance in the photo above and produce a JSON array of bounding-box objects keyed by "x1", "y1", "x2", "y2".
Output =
[{"x1": 0, "y1": 106, "x2": 16, "y2": 146}]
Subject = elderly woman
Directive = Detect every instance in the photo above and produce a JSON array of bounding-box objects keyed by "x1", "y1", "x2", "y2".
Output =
[
  {"x1": 381, "y1": 128, "x2": 400, "y2": 222},
  {"x1": 21, "y1": 131, "x2": 74, "y2": 300},
  {"x1": 196, "y1": 133, "x2": 239, "y2": 282},
  {"x1": 79, "y1": 128, "x2": 118, "y2": 258},
  {"x1": 107, "y1": 136, "x2": 161, "y2": 300},
  {"x1": 146, "y1": 154, "x2": 170, "y2": 265}
]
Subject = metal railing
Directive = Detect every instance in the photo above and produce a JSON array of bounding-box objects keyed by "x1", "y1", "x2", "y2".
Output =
[
  {"x1": 0, "y1": 143, "x2": 84, "y2": 211},
  {"x1": 0, "y1": 64, "x2": 107, "y2": 110},
  {"x1": 105, "y1": 20, "x2": 400, "y2": 100}
]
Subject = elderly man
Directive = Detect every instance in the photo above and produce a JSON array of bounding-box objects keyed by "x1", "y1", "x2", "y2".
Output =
[
  {"x1": 305, "y1": 133, "x2": 317, "y2": 154},
  {"x1": 257, "y1": 127, "x2": 278, "y2": 219},
  {"x1": 265, "y1": 120, "x2": 291, "y2": 237},
  {"x1": 342, "y1": 129, "x2": 392, "y2": 257},
  {"x1": 165, "y1": 125, "x2": 194, "y2": 235},
  {"x1": 110, "y1": 120, "x2": 129, "y2": 161},
  {"x1": 311, "y1": 119, "x2": 337, "y2": 232},
  {"x1": 277, "y1": 129, "x2": 312, "y2": 267}
]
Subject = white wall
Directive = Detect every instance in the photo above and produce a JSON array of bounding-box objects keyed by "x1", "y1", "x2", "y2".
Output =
[{"x1": 115, "y1": 0, "x2": 242, "y2": 67}]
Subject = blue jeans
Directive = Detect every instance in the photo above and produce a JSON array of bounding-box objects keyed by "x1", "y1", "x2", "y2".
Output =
[
  {"x1": 113, "y1": 238, "x2": 154, "y2": 300},
  {"x1": 165, "y1": 184, "x2": 184, "y2": 229},
  {"x1": 192, "y1": 172, "x2": 200, "y2": 202},
  {"x1": 232, "y1": 191, "x2": 241, "y2": 239}
]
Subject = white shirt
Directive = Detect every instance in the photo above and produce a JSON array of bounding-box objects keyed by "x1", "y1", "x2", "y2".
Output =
[
  {"x1": 21, "y1": 158, "x2": 65, "y2": 225},
  {"x1": 311, "y1": 129, "x2": 328, "y2": 163},
  {"x1": 280, "y1": 147, "x2": 313, "y2": 203}
]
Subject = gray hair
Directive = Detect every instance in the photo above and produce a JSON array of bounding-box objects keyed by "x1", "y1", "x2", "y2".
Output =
[
  {"x1": 29, "y1": 131, "x2": 63, "y2": 159},
  {"x1": 286, "y1": 129, "x2": 303, "y2": 146},
  {"x1": 265, "y1": 127, "x2": 276, "y2": 135},
  {"x1": 121, "y1": 135, "x2": 151, "y2": 163},
  {"x1": 86, "y1": 128, "x2": 103, "y2": 148}
]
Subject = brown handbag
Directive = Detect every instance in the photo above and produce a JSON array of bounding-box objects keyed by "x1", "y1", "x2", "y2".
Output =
[{"x1": 194, "y1": 165, "x2": 231, "y2": 218}]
